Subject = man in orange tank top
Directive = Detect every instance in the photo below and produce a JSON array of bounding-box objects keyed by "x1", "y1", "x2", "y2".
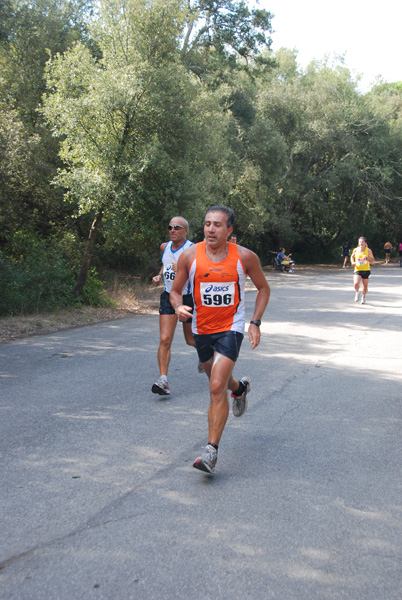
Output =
[{"x1": 170, "y1": 206, "x2": 270, "y2": 474}]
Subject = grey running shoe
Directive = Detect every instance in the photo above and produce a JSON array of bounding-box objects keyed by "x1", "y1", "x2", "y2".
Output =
[
  {"x1": 197, "y1": 361, "x2": 205, "y2": 374},
  {"x1": 193, "y1": 444, "x2": 217, "y2": 474},
  {"x1": 151, "y1": 377, "x2": 170, "y2": 396},
  {"x1": 354, "y1": 292, "x2": 360, "y2": 302},
  {"x1": 231, "y1": 376, "x2": 251, "y2": 417}
]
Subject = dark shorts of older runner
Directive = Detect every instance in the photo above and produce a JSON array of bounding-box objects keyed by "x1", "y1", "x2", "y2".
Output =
[
  {"x1": 193, "y1": 331, "x2": 244, "y2": 363},
  {"x1": 159, "y1": 291, "x2": 193, "y2": 323}
]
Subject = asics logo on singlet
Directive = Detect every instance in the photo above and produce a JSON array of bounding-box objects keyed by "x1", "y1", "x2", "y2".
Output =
[{"x1": 205, "y1": 284, "x2": 230, "y2": 293}]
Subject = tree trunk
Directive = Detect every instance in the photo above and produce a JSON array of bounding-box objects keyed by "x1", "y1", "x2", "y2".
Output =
[{"x1": 73, "y1": 210, "x2": 104, "y2": 296}]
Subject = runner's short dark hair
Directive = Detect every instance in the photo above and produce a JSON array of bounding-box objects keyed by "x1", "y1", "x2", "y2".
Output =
[{"x1": 205, "y1": 205, "x2": 235, "y2": 228}]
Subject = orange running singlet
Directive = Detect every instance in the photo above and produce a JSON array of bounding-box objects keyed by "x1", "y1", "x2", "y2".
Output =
[{"x1": 188, "y1": 241, "x2": 247, "y2": 334}]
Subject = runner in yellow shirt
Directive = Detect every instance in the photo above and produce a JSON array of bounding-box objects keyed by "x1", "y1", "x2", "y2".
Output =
[{"x1": 350, "y1": 237, "x2": 375, "y2": 304}]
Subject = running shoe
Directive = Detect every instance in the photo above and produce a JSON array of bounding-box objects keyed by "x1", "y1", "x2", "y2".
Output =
[
  {"x1": 151, "y1": 377, "x2": 170, "y2": 396},
  {"x1": 197, "y1": 361, "x2": 205, "y2": 374},
  {"x1": 289, "y1": 269, "x2": 294, "y2": 273},
  {"x1": 354, "y1": 292, "x2": 360, "y2": 302},
  {"x1": 231, "y1": 376, "x2": 251, "y2": 417},
  {"x1": 361, "y1": 296, "x2": 366, "y2": 304},
  {"x1": 193, "y1": 444, "x2": 217, "y2": 474}
]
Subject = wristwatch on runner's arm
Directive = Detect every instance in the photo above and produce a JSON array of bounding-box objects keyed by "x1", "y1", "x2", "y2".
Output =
[{"x1": 250, "y1": 320, "x2": 261, "y2": 327}]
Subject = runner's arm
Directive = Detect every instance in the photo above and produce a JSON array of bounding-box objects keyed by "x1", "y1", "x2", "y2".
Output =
[
  {"x1": 152, "y1": 242, "x2": 168, "y2": 285},
  {"x1": 240, "y1": 248, "x2": 270, "y2": 350},
  {"x1": 170, "y1": 247, "x2": 195, "y2": 322}
]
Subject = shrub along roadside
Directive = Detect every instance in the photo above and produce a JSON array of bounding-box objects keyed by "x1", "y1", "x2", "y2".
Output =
[{"x1": 0, "y1": 231, "x2": 112, "y2": 316}]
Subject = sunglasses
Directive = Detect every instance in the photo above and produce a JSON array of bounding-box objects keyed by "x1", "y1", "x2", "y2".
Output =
[{"x1": 168, "y1": 225, "x2": 185, "y2": 231}]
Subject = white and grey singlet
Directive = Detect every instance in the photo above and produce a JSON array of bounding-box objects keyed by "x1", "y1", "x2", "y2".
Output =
[{"x1": 162, "y1": 239, "x2": 193, "y2": 295}]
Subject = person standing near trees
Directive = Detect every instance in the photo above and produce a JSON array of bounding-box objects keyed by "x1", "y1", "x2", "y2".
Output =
[
  {"x1": 151, "y1": 216, "x2": 199, "y2": 396},
  {"x1": 351, "y1": 236, "x2": 375, "y2": 304},
  {"x1": 384, "y1": 241, "x2": 393, "y2": 264},
  {"x1": 170, "y1": 205, "x2": 270, "y2": 474},
  {"x1": 341, "y1": 241, "x2": 351, "y2": 268}
]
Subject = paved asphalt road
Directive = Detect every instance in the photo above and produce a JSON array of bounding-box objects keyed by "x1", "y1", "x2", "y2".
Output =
[{"x1": 1, "y1": 265, "x2": 401, "y2": 600}]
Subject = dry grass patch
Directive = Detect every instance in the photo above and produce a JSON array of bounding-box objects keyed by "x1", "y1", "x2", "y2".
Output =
[{"x1": 0, "y1": 274, "x2": 161, "y2": 344}]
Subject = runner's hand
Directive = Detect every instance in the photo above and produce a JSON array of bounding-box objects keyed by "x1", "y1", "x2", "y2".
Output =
[
  {"x1": 176, "y1": 305, "x2": 193, "y2": 322},
  {"x1": 248, "y1": 323, "x2": 261, "y2": 350}
]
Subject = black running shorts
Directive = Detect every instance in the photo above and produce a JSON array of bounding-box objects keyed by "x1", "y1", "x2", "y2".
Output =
[
  {"x1": 355, "y1": 270, "x2": 371, "y2": 279},
  {"x1": 159, "y1": 291, "x2": 193, "y2": 323},
  {"x1": 193, "y1": 331, "x2": 244, "y2": 363}
]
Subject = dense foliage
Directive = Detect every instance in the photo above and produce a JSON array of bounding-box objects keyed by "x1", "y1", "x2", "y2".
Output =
[{"x1": 1, "y1": 0, "x2": 402, "y2": 314}]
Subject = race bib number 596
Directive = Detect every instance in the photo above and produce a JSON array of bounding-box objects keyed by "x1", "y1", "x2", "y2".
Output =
[{"x1": 200, "y1": 282, "x2": 235, "y2": 306}]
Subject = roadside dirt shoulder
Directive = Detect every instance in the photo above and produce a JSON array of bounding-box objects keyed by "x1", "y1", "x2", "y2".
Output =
[
  {"x1": 0, "y1": 264, "x2": 340, "y2": 344},
  {"x1": 0, "y1": 289, "x2": 161, "y2": 344}
]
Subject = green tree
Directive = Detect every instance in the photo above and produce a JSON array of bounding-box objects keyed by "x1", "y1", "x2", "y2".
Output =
[
  {"x1": 0, "y1": 0, "x2": 93, "y2": 242},
  {"x1": 233, "y1": 53, "x2": 402, "y2": 260},
  {"x1": 43, "y1": 0, "x2": 231, "y2": 292},
  {"x1": 211, "y1": 50, "x2": 402, "y2": 261},
  {"x1": 1, "y1": 0, "x2": 91, "y2": 125},
  {"x1": 365, "y1": 82, "x2": 402, "y2": 245},
  {"x1": 181, "y1": 0, "x2": 274, "y2": 80}
]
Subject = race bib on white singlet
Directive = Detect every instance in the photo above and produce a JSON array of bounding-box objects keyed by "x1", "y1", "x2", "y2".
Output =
[
  {"x1": 356, "y1": 253, "x2": 367, "y2": 266},
  {"x1": 200, "y1": 282, "x2": 235, "y2": 306},
  {"x1": 163, "y1": 265, "x2": 176, "y2": 282}
]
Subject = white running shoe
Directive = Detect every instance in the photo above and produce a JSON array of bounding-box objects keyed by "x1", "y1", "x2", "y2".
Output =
[
  {"x1": 151, "y1": 377, "x2": 170, "y2": 396},
  {"x1": 231, "y1": 376, "x2": 251, "y2": 417},
  {"x1": 193, "y1": 444, "x2": 217, "y2": 473},
  {"x1": 361, "y1": 296, "x2": 366, "y2": 304},
  {"x1": 354, "y1": 292, "x2": 360, "y2": 302}
]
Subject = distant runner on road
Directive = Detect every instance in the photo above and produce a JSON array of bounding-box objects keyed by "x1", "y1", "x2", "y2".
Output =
[
  {"x1": 351, "y1": 236, "x2": 375, "y2": 305},
  {"x1": 341, "y1": 241, "x2": 351, "y2": 268},
  {"x1": 384, "y1": 241, "x2": 393, "y2": 264}
]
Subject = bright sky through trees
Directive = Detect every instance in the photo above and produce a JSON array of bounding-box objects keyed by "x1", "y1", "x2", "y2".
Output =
[{"x1": 262, "y1": 0, "x2": 402, "y2": 91}]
